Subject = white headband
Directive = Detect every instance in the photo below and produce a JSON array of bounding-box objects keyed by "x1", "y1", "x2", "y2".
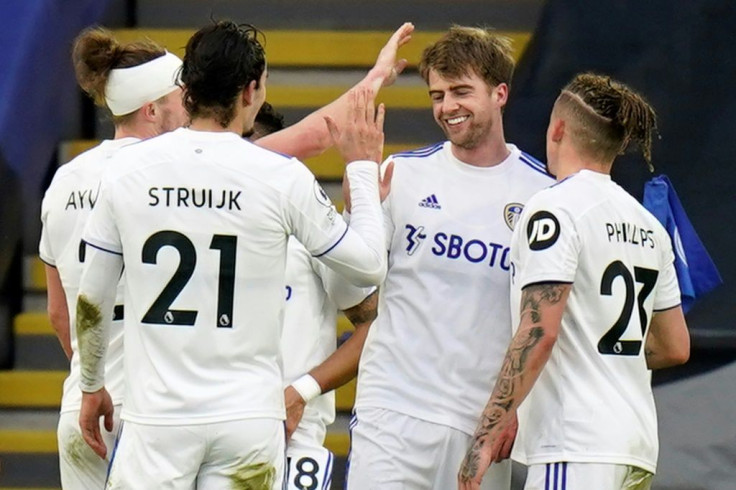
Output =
[{"x1": 105, "y1": 52, "x2": 183, "y2": 116}]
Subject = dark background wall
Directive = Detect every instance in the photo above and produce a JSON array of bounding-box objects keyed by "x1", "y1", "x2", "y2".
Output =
[
  {"x1": 0, "y1": 0, "x2": 109, "y2": 367},
  {"x1": 505, "y1": 0, "x2": 735, "y2": 353},
  {"x1": 0, "y1": 0, "x2": 732, "y2": 369},
  {"x1": 0, "y1": 0, "x2": 731, "y2": 369},
  {"x1": 0, "y1": 1, "x2": 733, "y2": 488}
]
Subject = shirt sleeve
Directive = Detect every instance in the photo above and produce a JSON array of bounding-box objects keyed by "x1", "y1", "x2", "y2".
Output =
[
  {"x1": 281, "y1": 160, "x2": 348, "y2": 257},
  {"x1": 343, "y1": 157, "x2": 394, "y2": 252},
  {"x1": 39, "y1": 193, "x2": 56, "y2": 266},
  {"x1": 380, "y1": 157, "x2": 395, "y2": 251},
  {"x1": 515, "y1": 193, "x2": 581, "y2": 288},
  {"x1": 298, "y1": 160, "x2": 387, "y2": 287},
  {"x1": 653, "y1": 226, "x2": 682, "y2": 311},
  {"x1": 311, "y1": 258, "x2": 375, "y2": 310},
  {"x1": 81, "y1": 179, "x2": 122, "y2": 256}
]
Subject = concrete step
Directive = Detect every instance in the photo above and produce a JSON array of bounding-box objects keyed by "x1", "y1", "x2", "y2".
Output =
[
  {"x1": 59, "y1": 140, "x2": 424, "y2": 181},
  {"x1": 111, "y1": 29, "x2": 530, "y2": 68},
  {"x1": 0, "y1": 453, "x2": 60, "y2": 488},
  {"x1": 12, "y1": 338, "x2": 67, "y2": 373},
  {"x1": 0, "y1": 428, "x2": 349, "y2": 457},
  {"x1": 18, "y1": 277, "x2": 359, "y2": 339},
  {"x1": 12, "y1": 306, "x2": 359, "y2": 409},
  {"x1": 0, "y1": 409, "x2": 350, "y2": 488},
  {"x1": 13, "y1": 314, "x2": 51, "y2": 336},
  {"x1": 13, "y1": 314, "x2": 67, "y2": 372},
  {"x1": 0, "y1": 410, "x2": 60, "y2": 488},
  {"x1": 0, "y1": 487, "x2": 58, "y2": 490},
  {"x1": 0, "y1": 408, "x2": 350, "y2": 455},
  {"x1": 21, "y1": 258, "x2": 45, "y2": 294},
  {"x1": 129, "y1": 0, "x2": 543, "y2": 31},
  {"x1": 0, "y1": 451, "x2": 350, "y2": 490},
  {"x1": 0, "y1": 372, "x2": 64, "y2": 409},
  {"x1": 0, "y1": 368, "x2": 356, "y2": 413}
]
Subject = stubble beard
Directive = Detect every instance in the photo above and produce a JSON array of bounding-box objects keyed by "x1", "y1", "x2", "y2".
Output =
[{"x1": 445, "y1": 121, "x2": 485, "y2": 150}]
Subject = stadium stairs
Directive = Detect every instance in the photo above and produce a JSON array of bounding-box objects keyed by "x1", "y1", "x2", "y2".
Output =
[
  {"x1": 1, "y1": 256, "x2": 364, "y2": 488},
  {"x1": 1, "y1": 25, "x2": 532, "y2": 489}
]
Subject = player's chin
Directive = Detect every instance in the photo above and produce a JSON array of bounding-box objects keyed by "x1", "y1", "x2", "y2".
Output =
[
  {"x1": 441, "y1": 125, "x2": 462, "y2": 143},
  {"x1": 448, "y1": 133, "x2": 478, "y2": 150}
]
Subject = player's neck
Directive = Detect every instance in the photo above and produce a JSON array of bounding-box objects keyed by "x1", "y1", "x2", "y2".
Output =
[
  {"x1": 114, "y1": 123, "x2": 157, "y2": 141},
  {"x1": 555, "y1": 148, "x2": 612, "y2": 180},
  {"x1": 450, "y1": 131, "x2": 509, "y2": 168},
  {"x1": 189, "y1": 116, "x2": 245, "y2": 136}
]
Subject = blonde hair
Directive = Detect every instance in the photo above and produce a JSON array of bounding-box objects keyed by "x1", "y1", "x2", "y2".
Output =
[
  {"x1": 419, "y1": 25, "x2": 515, "y2": 89},
  {"x1": 554, "y1": 73, "x2": 658, "y2": 170},
  {"x1": 72, "y1": 27, "x2": 166, "y2": 122}
]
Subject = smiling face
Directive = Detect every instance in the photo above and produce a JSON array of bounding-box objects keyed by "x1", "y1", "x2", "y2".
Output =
[{"x1": 428, "y1": 69, "x2": 506, "y2": 150}]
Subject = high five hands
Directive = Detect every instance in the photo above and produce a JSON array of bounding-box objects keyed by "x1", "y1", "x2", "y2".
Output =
[{"x1": 368, "y1": 22, "x2": 414, "y2": 89}]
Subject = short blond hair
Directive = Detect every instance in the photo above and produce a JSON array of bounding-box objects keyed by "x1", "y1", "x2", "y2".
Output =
[{"x1": 419, "y1": 26, "x2": 515, "y2": 89}]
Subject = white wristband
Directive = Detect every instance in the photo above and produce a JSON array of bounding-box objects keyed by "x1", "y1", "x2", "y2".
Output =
[{"x1": 291, "y1": 374, "x2": 322, "y2": 403}]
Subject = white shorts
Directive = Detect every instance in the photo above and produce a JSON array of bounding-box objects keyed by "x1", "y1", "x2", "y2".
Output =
[
  {"x1": 346, "y1": 407, "x2": 511, "y2": 490},
  {"x1": 106, "y1": 418, "x2": 285, "y2": 489},
  {"x1": 58, "y1": 407, "x2": 123, "y2": 490},
  {"x1": 524, "y1": 462, "x2": 653, "y2": 490},
  {"x1": 286, "y1": 430, "x2": 334, "y2": 490}
]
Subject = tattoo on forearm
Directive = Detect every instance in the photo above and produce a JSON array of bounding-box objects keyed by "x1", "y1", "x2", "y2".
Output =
[
  {"x1": 459, "y1": 283, "x2": 565, "y2": 481},
  {"x1": 520, "y1": 283, "x2": 565, "y2": 323},
  {"x1": 343, "y1": 290, "x2": 378, "y2": 325},
  {"x1": 459, "y1": 436, "x2": 483, "y2": 480}
]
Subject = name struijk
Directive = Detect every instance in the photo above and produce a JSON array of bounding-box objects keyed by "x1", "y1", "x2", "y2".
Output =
[{"x1": 148, "y1": 187, "x2": 242, "y2": 210}]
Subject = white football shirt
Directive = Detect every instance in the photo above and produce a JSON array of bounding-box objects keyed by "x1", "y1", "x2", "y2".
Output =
[
  {"x1": 509, "y1": 170, "x2": 681, "y2": 473},
  {"x1": 39, "y1": 138, "x2": 135, "y2": 413},
  {"x1": 82, "y1": 128, "x2": 354, "y2": 425},
  {"x1": 356, "y1": 141, "x2": 554, "y2": 434},
  {"x1": 281, "y1": 237, "x2": 372, "y2": 444}
]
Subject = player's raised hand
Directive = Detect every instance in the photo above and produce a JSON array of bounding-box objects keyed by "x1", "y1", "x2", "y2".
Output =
[
  {"x1": 325, "y1": 87, "x2": 385, "y2": 165},
  {"x1": 367, "y1": 22, "x2": 414, "y2": 89},
  {"x1": 79, "y1": 388, "x2": 114, "y2": 459}
]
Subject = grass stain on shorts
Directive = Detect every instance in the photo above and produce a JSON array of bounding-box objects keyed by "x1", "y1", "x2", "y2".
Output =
[{"x1": 229, "y1": 462, "x2": 276, "y2": 490}]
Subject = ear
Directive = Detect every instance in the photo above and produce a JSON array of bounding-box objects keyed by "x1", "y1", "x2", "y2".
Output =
[
  {"x1": 494, "y1": 83, "x2": 509, "y2": 107},
  {"x1": 242, "y1": 79, "x2": 258, "y2": 106},
  {"x1": 550, "y1": 117, "x2": 565, "y2": 142},
  {"x1": 141, "y1": 102, "x2": 157, "y2": 122}
]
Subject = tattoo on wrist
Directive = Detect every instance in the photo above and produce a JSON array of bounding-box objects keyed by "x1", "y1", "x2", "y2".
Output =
[
  {"x1": 459, "y1": 436, "x2": 484, "y2": 480},
  {"x1": 344, "y1": 290, "x2": 378, "y2": 325},
  {"x1": 460, "y1": 284, "x2": 565, "y2": 480}
]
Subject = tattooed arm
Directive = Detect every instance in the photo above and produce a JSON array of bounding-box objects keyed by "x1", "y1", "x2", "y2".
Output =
[
  {"x1": 644, "y1": 305, "x2": 689, "y2": 370},
  {"x1": 458, "y1": 282, "x2": 571, "y2": 490},
  {"x1": 284, "y1": 290, "x2": 378, "y2": 440}
]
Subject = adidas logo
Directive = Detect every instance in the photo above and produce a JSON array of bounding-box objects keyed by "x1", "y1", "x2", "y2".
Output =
[{"x1": 418, "y1": 194, "x2": 441, "y2": 209}]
